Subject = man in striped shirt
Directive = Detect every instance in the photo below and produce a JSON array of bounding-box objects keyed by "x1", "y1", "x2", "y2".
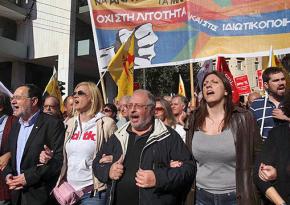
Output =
[{"x1": 250, "y1": 67, "x2": 289, "y2": 140}]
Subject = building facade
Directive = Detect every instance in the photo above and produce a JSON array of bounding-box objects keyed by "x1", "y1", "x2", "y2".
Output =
[{"x1": 0, "y1": 0, "x2": 98, "y2": 95}]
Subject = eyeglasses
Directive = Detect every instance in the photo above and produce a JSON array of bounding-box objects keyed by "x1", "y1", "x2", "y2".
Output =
[
  {"x1": 127, "y1": 103, "x2": 153, "y2": 110},
  {"x1": 155, "y1": 107, "x2": 164, "y2": 112},
  {"x1": 10, "y1": 95, "x2": 30, "y2": 101},
  {"x1": 73, "y1": 90, "x2": 87, "y2": 96},
  {"x1": 43, "y1": 105, "x2": 57, "y2": 109},
  {"x1": 103, "y1": 108, "x2": 112, "y2": 113}
]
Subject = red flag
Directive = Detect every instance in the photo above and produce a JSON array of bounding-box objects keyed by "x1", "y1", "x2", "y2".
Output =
[{"x1": 216, "y1": 57, "x2": 240, "y2": 104}]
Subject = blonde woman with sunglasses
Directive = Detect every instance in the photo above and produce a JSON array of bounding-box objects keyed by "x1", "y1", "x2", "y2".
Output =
[{"x1": 40, "y1": 82, "x2": 117, "y2": 205}]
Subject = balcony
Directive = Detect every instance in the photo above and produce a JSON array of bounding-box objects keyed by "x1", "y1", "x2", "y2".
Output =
[{"x1": 0, "y1": 0, "x2": 27, "y2": 21}]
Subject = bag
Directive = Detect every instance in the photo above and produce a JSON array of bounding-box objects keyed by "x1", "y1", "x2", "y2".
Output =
[{"x1": 52, "y1": 181, "x2": 84, "y2": 205}]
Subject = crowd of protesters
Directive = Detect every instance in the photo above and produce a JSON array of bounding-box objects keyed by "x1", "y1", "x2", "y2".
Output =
[{"x1": 0, "y1": 67, "x2": 289, "y2": 205}]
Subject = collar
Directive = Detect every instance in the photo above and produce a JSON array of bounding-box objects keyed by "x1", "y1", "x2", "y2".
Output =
[
  {"x1": 126, "y1": 120, "x2": 155, "y2": 137},
  {"x1": 19, "y1": 110, "x2": 40, "y2": 127},
  {"x1": 0, "y1": 115, "x2": 7, "y2": 125}
]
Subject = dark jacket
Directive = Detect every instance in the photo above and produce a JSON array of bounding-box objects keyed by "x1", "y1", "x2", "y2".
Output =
[
  {"x1": 254, "y1": 123, "x2": 290, "y2": 204},
  {"x1": 93, "y1": 119, "x2": 196, "y2": 205},
  {"x1": 3, "y1": 112, "x2": 65, "y2": 205},
  {"x1": 185, "y1": 106, "x2": 262, "y2": 205}
]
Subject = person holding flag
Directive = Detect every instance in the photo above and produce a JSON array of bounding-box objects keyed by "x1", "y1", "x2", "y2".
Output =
[{"x1": 250, "y1": 67, "x2": 289, "y2": 140}]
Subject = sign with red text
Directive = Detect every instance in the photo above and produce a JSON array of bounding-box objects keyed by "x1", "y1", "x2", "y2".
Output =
[{"x1": 234, "y1": 75, "x2": 251, "y2": 95}]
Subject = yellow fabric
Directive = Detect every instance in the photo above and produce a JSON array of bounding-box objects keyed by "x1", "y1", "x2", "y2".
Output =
[
  {"x1": 44, "y1": 70, "x2": 64, "y2": 112},
  {"x1": 178, "y1": 74, "x2": 186, "y2": 97},
  {"x1": 108, "y1": 32, "x2": 135, "y2": 101},
  {"x1": 266, "y1": 49, "x2": 290, "y2": 89}
]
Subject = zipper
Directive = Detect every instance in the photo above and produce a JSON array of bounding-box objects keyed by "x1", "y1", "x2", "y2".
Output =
[
  {"x1": 137, "y1": 133, "x2": 170, "y2": 205},
  {"x1": 108, "y1": 180, "x2": 115, "y2": 205}
]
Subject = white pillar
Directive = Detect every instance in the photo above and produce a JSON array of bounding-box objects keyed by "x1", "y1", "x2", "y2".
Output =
[{"x1": 57, "y1": 0, "x2": 76, "y2": 97}]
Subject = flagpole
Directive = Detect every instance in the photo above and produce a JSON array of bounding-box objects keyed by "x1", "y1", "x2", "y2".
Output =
[
  {"x1": 96, "y1": 71, "x2": 107, "y2": 87},
  {"x1": 189, "y1": 63, "x2": 196, "y2": 108},
  {"x1": 99, "y1": 71, "x2": 107, "y2": 104},
  {"x1": 87, "y1": 0, "x2": 108, "y2": 104},
  {"x1": 143, "y1": 68, "x2": 146, "y2": 89}
]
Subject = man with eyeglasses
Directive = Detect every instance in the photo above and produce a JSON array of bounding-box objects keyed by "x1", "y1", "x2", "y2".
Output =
[
  {"x1": 116, "y1": 96, "x2": 130, "y2": 128},
  {"x1": 93, "y1": 89, "x2": 196, "y2": 205},
  {"x1": 3, "y1": 84, "x2": 65, "y2": 205},
  {"x1": 43, "y1": 95, "x2": 62, "y2": 119}
]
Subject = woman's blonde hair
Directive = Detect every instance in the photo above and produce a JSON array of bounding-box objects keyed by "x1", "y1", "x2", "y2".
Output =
[{"x1": 74, "y1": 81, "x2": 104, "y2": 117}]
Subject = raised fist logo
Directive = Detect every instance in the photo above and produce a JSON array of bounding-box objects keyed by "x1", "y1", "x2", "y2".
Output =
[{"x1": 99, "y1": 23, "x2": 158, "y2": 70}]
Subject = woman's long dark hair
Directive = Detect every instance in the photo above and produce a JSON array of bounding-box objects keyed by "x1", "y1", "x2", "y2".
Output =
[{"x1": 194, "y1": 71, "x2": 234, "y2": 131}]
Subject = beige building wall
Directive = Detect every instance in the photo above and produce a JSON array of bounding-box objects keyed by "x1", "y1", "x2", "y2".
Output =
[{"x1": 228, "y1": 57, "x2": 262, "y2": 93}]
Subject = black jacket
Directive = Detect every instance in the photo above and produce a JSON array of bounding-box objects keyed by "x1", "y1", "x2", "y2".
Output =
[
  {"x1": 93, "y1": 119, "x2": 196, "y2": 205},
  {"x1": 254, "y1": 123, "x2": 290, "y2": 204},
  {"x1": 3, "y1": 112, "x2": 65, "y2": 205}
]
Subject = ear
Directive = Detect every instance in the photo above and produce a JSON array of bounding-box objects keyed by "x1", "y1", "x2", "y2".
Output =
[
  {"x1": 264, "y1": 82, "x2": 269, "y2": 90},
  {"x1": 31, "y1": 97, "x2": 39, "y2": 107},
  {"x1": 0, "y1": 105, "x2": 3, "y2": 112}
]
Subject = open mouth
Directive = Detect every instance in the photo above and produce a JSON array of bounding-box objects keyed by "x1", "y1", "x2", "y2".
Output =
[
  {"x1": 206, "y1": 90, "x2": 215, "y2": 95},
  {"x1": 13, "y1": 105, "x2": 19, "y2": 111},
  {"x1": 130, "y1": 114, "x2": 139, "y2": 122},
  {"x1": 277, "y1": 86, "x2": 285, "y2": 91}
]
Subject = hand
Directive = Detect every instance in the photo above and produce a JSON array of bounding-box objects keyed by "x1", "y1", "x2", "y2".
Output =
[
  {"x1": 39, "y1": 145, "x2": 53, "y2": 164},
  {"x1": 259, "y1": 163, "x2": 277, "y2": 182},
  {"x1": 0, "y1": 152, "x2": 11, "y2": 170},
  {"x1": 6, "y1": 174, "x2": 26, "y2": 190},
  {"x1": 99, "y1": 154, "x2": 113, "y2": 164},
  {"x1": 272, "y1": 108, "x2": 288, "y2": 121},
  {"x1": 178, "y1": 111, "x2": 187, "y2": 126},
  {"x1": 133, "y1": 23, "x2": 158, "y2": 66},
  {"x1": 98, "y1": 23, "x2": 158, "y2": 70},
  {"x1": 135, "y1": 168, "x2": 156, "y2": 188},
  {"x1": 170, "y1": 160, "x2": 183, "y2": 168},
  {"x1": 109, "y1": 155, "x2": 124, "y2": 180}
]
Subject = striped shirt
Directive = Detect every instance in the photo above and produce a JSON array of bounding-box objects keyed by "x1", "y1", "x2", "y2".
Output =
[{"x1": 250, "y1": 97, "x2": 284, "y2": 140}]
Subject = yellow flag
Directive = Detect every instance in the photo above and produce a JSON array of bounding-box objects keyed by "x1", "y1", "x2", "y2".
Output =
[
  {"x1": 108, "y1": 32, "x2": 135, "y2": 101},
  {"x1": 178, "y1": 74, "x2": 186, "y2": 97},
  {"x1": 43, "y1": 68, "x2": 64, "y2": 111}
]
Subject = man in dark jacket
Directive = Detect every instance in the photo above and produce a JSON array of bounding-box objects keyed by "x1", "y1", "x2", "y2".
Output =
[
  {"x1": 93, "y1": 89, "x2": 196, "y2": 205},
  {"x1": 3, "y1": 84, "x2": 64, "y2": 205}
]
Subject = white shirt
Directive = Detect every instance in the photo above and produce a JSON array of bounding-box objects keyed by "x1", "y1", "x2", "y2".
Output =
[
  {"x1": 174, "y1": 124, "x2": 186, "y2": 142},
  {"x1": 66, "y1": 113, "x2": 104, "y2": 190}
]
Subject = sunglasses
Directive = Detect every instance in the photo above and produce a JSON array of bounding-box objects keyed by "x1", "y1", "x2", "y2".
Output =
[
  {"x1": 155, "y1": 107, "x2": 164, "y2": 111},
  {"x1": 103, "y1": 108, "x2": 112, "y2": 113},
  {"x1": 73, "y1": 90, "x2": 87, "y2": 96}
]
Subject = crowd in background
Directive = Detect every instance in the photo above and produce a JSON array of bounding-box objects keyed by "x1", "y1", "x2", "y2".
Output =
[{"x1": 0, "y1": 67, "x2": 289, "y2": 205}]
